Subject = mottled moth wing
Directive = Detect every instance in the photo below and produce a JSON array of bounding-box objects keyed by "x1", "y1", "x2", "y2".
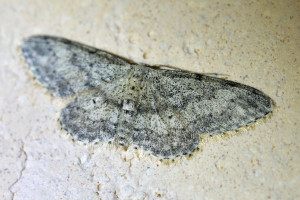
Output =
[
  {"x1": 128, "y1": 68, "x2": 273, "y2": 158},
  {"x1": 21, "y1": 35, "x2": 132, "y2": 97},
  {"x1": 154, "y1": 70, "x2": 273, "y2": 134},
  {"x1": 60, "y1": 75, "x2": 139, "y2": 143},
  {"x1": 60, "y1": 89, "x2": 120, "y2": 143}
]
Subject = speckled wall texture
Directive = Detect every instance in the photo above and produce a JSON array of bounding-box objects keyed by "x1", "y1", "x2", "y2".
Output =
[{"x1": 0, "y1": 0, "x2": 299, "y2": 200}]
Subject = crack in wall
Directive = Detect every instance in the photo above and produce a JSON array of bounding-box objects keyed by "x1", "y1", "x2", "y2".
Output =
[{"x1": 8, "y1": 140, "x2": 28, "y2": 200}]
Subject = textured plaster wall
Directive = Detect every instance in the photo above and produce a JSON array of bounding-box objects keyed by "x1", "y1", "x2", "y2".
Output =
[{"x1": 0, "y1": 0, "x2": 299, "y2": 200}]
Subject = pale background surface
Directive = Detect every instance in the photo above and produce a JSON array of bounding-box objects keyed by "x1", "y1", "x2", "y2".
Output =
[{"x1": 0, "y1": 0, "x2": 299, "y2": 200}]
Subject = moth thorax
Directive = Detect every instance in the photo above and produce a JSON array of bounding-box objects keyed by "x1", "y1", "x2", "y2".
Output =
[
  {"x1": 122, "y1": 80, "x2": 140, "y2": 113},
  {"x1": 116, "y1": 74, "x2": 142, "y2": 147},
  {"x1": 117, "y1": 99, "x2": 136, "y2": 147}
]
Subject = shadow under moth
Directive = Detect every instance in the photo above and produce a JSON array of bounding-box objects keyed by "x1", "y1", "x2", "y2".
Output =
[{"x1": 21, "y1": 35, "x2": 274, "y2": 159}]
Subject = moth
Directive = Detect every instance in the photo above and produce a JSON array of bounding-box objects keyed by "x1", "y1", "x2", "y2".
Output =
[{"x1": 21, "y1": 36, "x2": 274, "y2": 159}]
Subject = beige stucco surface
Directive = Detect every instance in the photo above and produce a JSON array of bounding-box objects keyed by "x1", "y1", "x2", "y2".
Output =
[{"x1": 0, "y1": 0, "x2": 299, "y2": 199}]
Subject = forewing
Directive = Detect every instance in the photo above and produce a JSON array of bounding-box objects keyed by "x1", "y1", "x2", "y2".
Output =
[
  {"x1": 21, "y1": 35, "x2": 132, "y2": 97},
  {"x1": 153, "y1": 69, "x2": 274, "y2": 134}
]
